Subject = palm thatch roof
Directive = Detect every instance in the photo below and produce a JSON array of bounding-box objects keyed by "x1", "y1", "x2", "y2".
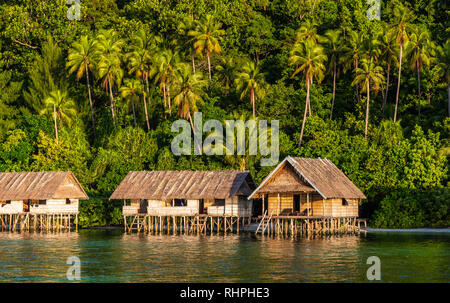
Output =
[
  {"x1": 110, "y1": 170, "x2": 256, "y2": 200},
  {"x1": 0, "y1": 171, "x2": 89, "y2": 200},
  {"x1": 249, "y1": 157, "x2": 366, "y2": 199}
]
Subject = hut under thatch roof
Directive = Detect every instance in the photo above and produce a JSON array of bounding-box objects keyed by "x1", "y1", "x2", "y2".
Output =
[
  {"x1": 249, "y1": 157, "x2": 366, "y2": 217},
  {"x1": 0, "y1": 171, "x2": 88, "y2": 214},
  {"x1": 110, "y1": 170, "x2": 256, "y2": 217}
]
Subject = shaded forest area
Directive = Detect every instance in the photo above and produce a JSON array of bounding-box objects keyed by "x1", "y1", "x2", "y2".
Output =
[{"x1": 0, "y1": 0, "x2": 448, "y2": 228}]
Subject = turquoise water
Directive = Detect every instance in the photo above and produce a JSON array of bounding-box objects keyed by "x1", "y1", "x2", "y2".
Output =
[{"x1": 0, "y1": 230, "x2": 448, "y2": 282}]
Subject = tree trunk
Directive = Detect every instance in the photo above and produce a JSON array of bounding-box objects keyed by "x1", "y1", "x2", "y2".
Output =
[
  {"x1": 251, "y1": 87, "x2": 255, "y2": 119},
  {"x1": 417, "y1": 69, "x2": 421, "y2": 122},
  {"x1": 191, "y1": 50, "x2": 196, "y2": 73},
  {"x1": 394, "y1": 45, "x2": 403, "y2": 123},
  {"x1": 365, "y1": 82, "x2": 370, "y2": 140},
  {"x1": 85, "y1": 64, "x2": 96, "y2": 137},
  {"x1": 207, "y1": 51, "x2": 212, "y2": 80},
  {"x1": 143, "y1": 75, "x2": 151, "y2": 131},
  {"x1": 298, "y1": 80, "x2": 310, "y2": 148},
  {"x1": 53, "y1": 104, "x2": 58, "y2": 144},
  {"x1": 188, "y1": 111, "x2": 202, "y2": 154},
  {"x1": 167, "y1": 81, "x2": 171, "y2": 112},
  {"x1": 108, "y1": 76, "x2": 115, "y2": 125},
  {"x1": 131, "y1": 97, "x2": 137, "y2": 128},
  {"x1": 382, "y1": 62, "x2": 390, "y2": 112},
  {"x1": 330, "y1": 62, "x2": 336, "y2": 120}
]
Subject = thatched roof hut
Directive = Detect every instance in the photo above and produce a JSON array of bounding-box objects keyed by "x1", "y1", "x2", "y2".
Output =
[
  {"x1": 110, "y1": 170, "x2": 256, "y2": 217},
  {"x1": 249, "y1": 157, "x2": 365, "y2": 217},
  {"x1": 0, "y1": 171, "x2": 88, "y2": 201},
  {"x1": 110, "y1": 170, "x2": 255, "y2": 200}
]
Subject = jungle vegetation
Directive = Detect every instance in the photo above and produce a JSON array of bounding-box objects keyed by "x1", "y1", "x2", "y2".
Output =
[{"x1": 0, "y1": 0, "x2": 448, "y2": 227}]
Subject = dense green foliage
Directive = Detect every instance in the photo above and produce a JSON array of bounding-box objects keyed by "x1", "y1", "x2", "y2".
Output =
[{"x1": 0, "y1": 0, "x2": 448, "y2": 228}]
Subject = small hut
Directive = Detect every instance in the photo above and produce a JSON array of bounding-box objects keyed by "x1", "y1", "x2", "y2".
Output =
[
  {"x1": 249, "y1": 157, "x2": 366, "y2": 218},
  {"x1": 110, "y1": 170, "x2": 256, "y2": 218},
  {"x1": 0, "y1": 171, "x2": 88, "y2": 231}
]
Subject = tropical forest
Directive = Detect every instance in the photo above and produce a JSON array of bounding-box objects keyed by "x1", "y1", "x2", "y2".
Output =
[{"x1": 0, "y1": 0, "x2": 448, "y2": 228}]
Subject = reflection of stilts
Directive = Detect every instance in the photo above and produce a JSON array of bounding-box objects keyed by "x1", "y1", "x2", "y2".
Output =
[
  {"x1": 122, "y1": 214, "x2": 251, "y2": 235},
  {"x1": 0, "y1": 213, "x2": 78, "y2": 232}
]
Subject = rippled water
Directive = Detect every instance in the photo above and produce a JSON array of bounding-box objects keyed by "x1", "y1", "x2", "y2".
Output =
[{"x1": 0, "y1": 230, "x2": 448, "y2": 282}]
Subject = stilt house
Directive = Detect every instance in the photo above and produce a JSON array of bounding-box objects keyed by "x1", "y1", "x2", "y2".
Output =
[
  {"x1": 249, "y1": 157, "x2": 366, "y2": 217},
  {"x1": 110, "y1": 170, "x2": 256, "y2": 217}
]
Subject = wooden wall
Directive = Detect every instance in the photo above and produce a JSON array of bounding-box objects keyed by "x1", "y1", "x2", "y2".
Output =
[{"x1": 265, "y1": 193, "x2": 358, "y2": 217}]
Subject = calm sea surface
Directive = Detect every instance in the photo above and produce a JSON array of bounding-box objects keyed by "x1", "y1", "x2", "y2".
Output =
[{"x1": 0, "y1": 230, "x2": 448, "y2": 282}]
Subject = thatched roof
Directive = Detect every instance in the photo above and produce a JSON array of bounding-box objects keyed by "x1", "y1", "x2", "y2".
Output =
[
  {"x1": 0, "y1": 171, "x2": 89, "y2": 200},
  {"x1": 249, "y1": 157, "x2": 366, "y2": 199},
  {"x1": 110, "y1": 170, "x2": 256, "y2": 200}
]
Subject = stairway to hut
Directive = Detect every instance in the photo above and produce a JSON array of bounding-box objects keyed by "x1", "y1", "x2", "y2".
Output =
[{"x1": 255, "y1": 210, "x2": 273, "y2": 234}]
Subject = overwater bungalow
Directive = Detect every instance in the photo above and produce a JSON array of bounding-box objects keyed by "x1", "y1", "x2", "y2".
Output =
[
  {"x1": 249, "y1": 156, "x2": 367, "y2": 234},
  {"x1": 0, "y1": 171, "x2": 88, "y2": 232},
  {"x1": 110, "y1": 170, "x2": 256, "y2": 233}
]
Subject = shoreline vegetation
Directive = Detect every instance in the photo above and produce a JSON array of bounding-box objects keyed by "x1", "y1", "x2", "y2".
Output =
[{"x1": 0, "y1": 1, "x2": 448, "y2": 230}]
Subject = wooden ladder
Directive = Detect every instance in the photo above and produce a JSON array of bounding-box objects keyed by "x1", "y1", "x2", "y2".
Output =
[{"x1": 255, "y1": 210, "x2": 273, "y2": 234}]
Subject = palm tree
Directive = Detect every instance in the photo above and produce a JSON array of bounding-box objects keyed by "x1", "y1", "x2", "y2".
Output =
[
  {"x1": 178, "y1": 16, "x2": 197, "y2": 73},
  {"x1": 389, "y1": 3, "x2": 414, "y2": 122},
  {"x1": 289, "y1": 39, "x2": 327, "y2": 147},
  {"x1": 322, "y1": 29, "x2": 343, "y2": 119},
  {"x1": 95, "y1": 29, "x2": 124, "y2": 125},
  {"x1": 235, "y1": 60, "x2": 266, "y2": 119},
  {"x1": 151, "y1": 48, "x2": 180, "y2": 112},
  {"x1": 120, "y1": 79, "x2": 142, "y2": 128},
  {"x1": 172, "y1": 64, "x2": 206, "y2": 153},
  {"x1": 341, "y1": 30, "x2": 365, "y2": 102},
  {"x1": 351, "y1": 58, "x2": 385, "y2": 139},
  {"x1": 188, "y1": 14, "x2": 225, "y2": 80},
  {"x1": 66, "y1": 35, "x2": 97, "y2": 137},
  {"x1": 127, "y1": 47, "x2": 152, "y2": 131},
  {"x1": 215, "y1": 56, "x2": 237, "y2": 93},
  {"x1": 97, "y1": 55, "x2": 123, "y2": 125},
  {"x1": 378, "y1": 29, "x2": 398, "y2": 111},
  {"x1": 295, "y1": 20, "x2": 320, "y2": 44},
  {"x1": 40, "y1": 90, "x2": 77, "y2": 143},
  {"x1": 435, "y1": 40, "x2": 450, "y2": 116},
  {"x1": 406, "y1": 28, "x2": 433, "y2": 121}
]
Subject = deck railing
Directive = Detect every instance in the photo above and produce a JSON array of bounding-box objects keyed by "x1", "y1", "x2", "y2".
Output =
[{"x1": 147, "y1": 207, "x2": 198, "y2": 216}]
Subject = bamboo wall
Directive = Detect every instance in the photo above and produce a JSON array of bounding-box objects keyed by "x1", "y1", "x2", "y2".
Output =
[
  {"x1": 265, "y1": 193, "x2": 358, "y2": 217},
  {"x1": 0, "y1": 199, "x2": 79, "y2": 214}
]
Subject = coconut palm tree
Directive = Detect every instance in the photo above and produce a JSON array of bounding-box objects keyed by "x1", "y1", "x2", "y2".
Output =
[
  {"x1": 235, "y1": 60, "x2": 266, "y2": 119},
  {"x1": 351, "y1": 58, "x2": 385, "y2": 139},
  {"x1": 95, "y1": 29, "x2": 124, "y2": 125},
  {"x1": 40, "y1": 90, "x2": 77, "y2": 143},
  {"x1": 378, "y1": 29, "x2": 398, "y2": 111},
  {"x1": 151, "y1": 48, "x2": 181, "y2": 112},
  {"x1": 178, "y1": 16, "x2": 197, "y2": 73},
  {"x1": 341, "y1": 30, "x2": 365, "y2": 102},
  {"x1": 295, "y1": 20, "x2": 320, "y2": 44},
  {"x1": 120, "y1": 79, "x2": 142, "y2": 128},
  {"x1": 172, "y1": 64, "x2": 206, "y2": 153},
  {"x1": 215, "y1": 56, "x2": 237, "y2": 94},
  {"x1": 389, "y1": 3, "x2": 414, "y2": 122},
  {"x1": 289, "y1": 39, "x2": 327, "y2": 147},
  {"x1": 406, "y1": 28, "x2": 433, "y2": 121},
  {"x1": 66, "y1": 35, "x2": 97, "y2": 137},
  {"x1": 322, "y1": 29, "x2": 343, "y2": 119},
  {"x1": 188, "y1": 14, "x2": 225, "y2": 80}
]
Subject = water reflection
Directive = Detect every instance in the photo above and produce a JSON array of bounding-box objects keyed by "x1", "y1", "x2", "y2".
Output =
[{"x1": 0, "y1": 230, "x2": 448, "y2": 282}]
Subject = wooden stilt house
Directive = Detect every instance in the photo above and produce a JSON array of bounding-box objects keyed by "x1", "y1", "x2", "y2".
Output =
[
  {"x1": 249, "y1": 157, "x2": 366, "y2": 217},
  {"x1": 0, "y1": 171, "x2": 88, "y2": 231},
  {"x1": 110, "y1": 170, "x2": 256, "y2": 218}
]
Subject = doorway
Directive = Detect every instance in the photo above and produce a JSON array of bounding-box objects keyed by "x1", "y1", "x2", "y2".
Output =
[
  {"x1": 199, "y1": 199, "x2": 205, "y2": 214},
  {"x1": 293, "y1": 194, "x2": 300, "y2": 213}
]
